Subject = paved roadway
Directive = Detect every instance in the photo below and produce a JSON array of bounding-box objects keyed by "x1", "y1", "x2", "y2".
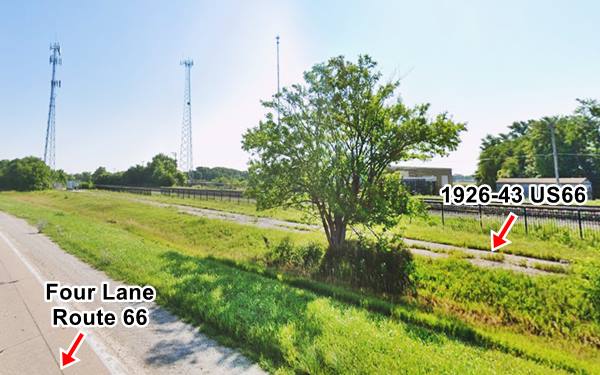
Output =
[{"x1": 0, "y1": 212, "x2": 265, "y2": 375}]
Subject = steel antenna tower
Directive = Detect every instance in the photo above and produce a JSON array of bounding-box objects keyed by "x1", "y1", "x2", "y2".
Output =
[
  {"x1": 44, "y1": 42, "x2": 62, "y2": 169},
  {"x1": 276, "y1": 35, "x2": 281, "y2": 124},
  {"x1": 179, "y1": 59, "x2": 194, "y2": 183}
]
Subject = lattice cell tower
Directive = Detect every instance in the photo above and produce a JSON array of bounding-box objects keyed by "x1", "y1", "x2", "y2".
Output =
[
  {"x1": 44, "y1": 42, "x2": 62, "y2": 169},
  {"x1": 179, "y1": 59, "x2": 194, "y2": 182}
]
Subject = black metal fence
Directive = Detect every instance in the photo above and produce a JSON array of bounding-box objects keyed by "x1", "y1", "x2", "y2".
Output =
[
  {"x1": 96, "y1": 185, "x2": 252, "y2": 202},
  {"x1": 95, "y1": 185, "x2": 600, "y2": 238},
  {"x1": 423, "y1": 199, "x2": 600, "y2": 239}
]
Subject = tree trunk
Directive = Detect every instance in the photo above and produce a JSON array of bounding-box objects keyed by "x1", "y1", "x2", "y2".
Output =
[
  {"x1": 316, "y1": 203, "x2": 347, "y2": 249},
  {"x1": 326, "y1": 215, "x2": 347, "y2": 249}
]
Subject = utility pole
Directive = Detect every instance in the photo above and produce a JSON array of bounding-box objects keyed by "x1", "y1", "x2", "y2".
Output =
[
  {"x1": 44, "y1": 42, "x2": 62, "y2": 169},
  {"x1": 179, "y1": 59, "x2": 194, "y2": 184},
  {"x1": 276, "y1": 35, "x2": 280, "y2": 124},
  {"x1": 549, "y1": 121, "x2": 560, "y2": 184}
]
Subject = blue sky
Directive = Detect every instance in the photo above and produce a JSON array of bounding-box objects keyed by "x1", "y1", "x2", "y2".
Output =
[{"x1": 1, "y1": 1, "x2": 599, "y2": 174}]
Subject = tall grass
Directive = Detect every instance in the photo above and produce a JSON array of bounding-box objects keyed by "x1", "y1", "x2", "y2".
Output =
[
  {"x1": 0, "y1": 192, "x2": 569, "y2": 374},
  {"x1": 398, "y1": 215, "x2": 600, "y2": 262}
]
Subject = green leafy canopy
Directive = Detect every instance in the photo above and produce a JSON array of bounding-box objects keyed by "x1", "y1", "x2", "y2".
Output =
[
  {"x1": 243, "y1": 55, "x2": 466, "y2": 247},
  {"x1": 475, "y1": 99, "x2": 600, "y2": 197}
]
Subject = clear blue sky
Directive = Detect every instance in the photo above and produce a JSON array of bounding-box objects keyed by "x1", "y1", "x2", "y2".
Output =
[{"x1": 1, "y1": 1, "x2": 599, "y2": 174}]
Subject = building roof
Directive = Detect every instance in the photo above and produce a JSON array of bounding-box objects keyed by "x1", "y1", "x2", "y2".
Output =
[
  {"x1": 496, "y1": 177, "x2": 589, "y2": 184},
  {"x1": 389, "y1": 165, "x2": 452, "y2": 173}
]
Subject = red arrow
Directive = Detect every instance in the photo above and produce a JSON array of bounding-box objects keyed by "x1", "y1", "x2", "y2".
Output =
[
  {"x1": 60, "y1": 331, "x2": 86, "y2": 369},
  {"x1": 490, "y1": 212, "x2": 518, "y2": 252}
]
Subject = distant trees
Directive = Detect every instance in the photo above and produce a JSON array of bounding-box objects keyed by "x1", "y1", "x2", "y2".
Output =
[
  {"x1": 192, "y1": 166, "x2": 248, "y2": 181},
  {"x1": 190, "y1": 166, "x2": 248, "y2": 188},
  {"x1": 476, "y1": 99, "x2": 600, "y2": 197},
  {"x1": 92, "y1": 153, "x2": 185, "y2": 187},
  {"x1": 0, "y1": 157, "x2": 54, "y2": 191},
  {"x1": 243, "y1": 55, "x2": 465, "y2": 249}
]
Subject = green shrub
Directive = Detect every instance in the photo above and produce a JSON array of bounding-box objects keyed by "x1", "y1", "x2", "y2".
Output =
[
  {"x1": 319, "y1": 237, "x2": 416, "y2": 296},
  {"x1": 78, "y1": 181, "x2": 94, "y2": 189},
  {"x1": 265, "y1": 237, "x2": 324, "y2": 273},
  {"x1": 583, "y1": 263, "x2": 600, "y2": 321},
  {"x1": 530, "y1": 262, "x2": 567, "y2": 274},
  {"x1": 481, "y1": 253, "x2": 505, "y2": 262},
  {"x1": 0, "y1": 156, "x2": 53, "y2": 191}
]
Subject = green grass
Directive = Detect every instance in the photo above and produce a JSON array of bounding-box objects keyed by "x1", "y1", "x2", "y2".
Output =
[
  {"x1": 0, "y1": 191, "x2": 574, "y2": 374},
  {"x1": 530, "y1": 262, "x2": 569, "y2": 274},
  {"x1": 480, "y1": 253, "x2": 505, "y2": 262},
  {"x1": 413, "y1": 258, "x2": 598, "y2": 341},
  {"x1": 75, "y1": 191, "x2": 600, "y2": 343},
  {"x1": 587, "y1": 199, "x2": 600, "y2": 206},
  {"x1": 2, "y1": 191, "x2": 600, "y2": 372},
  {"x1": 396, "y1": 215, "x2": 600, "y2": 262},
  {"x1": 96, "y1": 189, "x2": 600, "y2": 263},
  {"x1": 121, "y1": 190, "x2": 315, "y2": 224}
]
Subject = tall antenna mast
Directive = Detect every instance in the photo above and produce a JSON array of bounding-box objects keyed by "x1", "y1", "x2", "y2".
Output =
[
  {"x1": 44, "y1": 42, "x2": 61, "y2": 169},
  {"x1": 276, "y1": 35, "x2": 280, "y2": 124},
  {"x1": 179, "y1": 59, "x2": 194, "y2": 183}
]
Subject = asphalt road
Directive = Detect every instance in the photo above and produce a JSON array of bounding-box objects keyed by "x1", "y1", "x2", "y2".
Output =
[{"x1": 0, "y1": 211, "x2": 265, "y2": 375}]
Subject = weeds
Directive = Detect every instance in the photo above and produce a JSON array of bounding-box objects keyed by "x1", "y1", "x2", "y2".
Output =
[
  {"x1": 481, "y1": 253, "x2": 505, "y2": 263},
  {"x1": 1, "y1": 191, "x2": 599, "y2": 373},
  {"x1": 530, "y1": 262, "x2": 568, "y2": 274},
  {"x1": 0, "y1": 192, "x2": 564, "y2": 374}
]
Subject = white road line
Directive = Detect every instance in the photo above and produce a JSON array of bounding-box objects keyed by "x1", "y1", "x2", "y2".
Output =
[{"x1": 0, "y1": 230, "x2": 127, "y2": 375}]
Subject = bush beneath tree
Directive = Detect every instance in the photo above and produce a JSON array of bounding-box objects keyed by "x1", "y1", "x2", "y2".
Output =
[
  {"x1": 265, "y1": 237, "x2": 324, "y2": 275},
  {"x1": 319, "y1": 236, "x2": 416, "y2": 296},
  {"x1": 266, "y1": 235, "x2": 417, "y2": 297}
]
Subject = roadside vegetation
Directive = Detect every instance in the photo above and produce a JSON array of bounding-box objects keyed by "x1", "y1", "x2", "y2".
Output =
[
  {"x1": 396, "y1": 215, "x2": 600, "y2": 262},
  {"x1": 2, "y1": 54, "x2": 599, "y2": 373},
  {"x1": 114, "y1": 189, "x2": 599, "y2": 263},
  {"x1": 1, "y1": 191, "x2": 599, "y2": 373},
  {"x1": 476, "y1": 99, "x2": 600, "y2": 198},
  {"x1": 0, "y1": 156, "x2": 65, "y2": 191},
  {"x1": 91, "y1": 153, "x2": 185, "y2": 187},
  {"x1": 142, "y1": 192, "x2": 313, "y2": 224}
]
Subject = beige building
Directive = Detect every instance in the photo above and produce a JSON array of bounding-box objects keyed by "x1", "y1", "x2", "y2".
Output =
[{"x1": 389, "y1": 166, "x2": 453, "y2": 194}]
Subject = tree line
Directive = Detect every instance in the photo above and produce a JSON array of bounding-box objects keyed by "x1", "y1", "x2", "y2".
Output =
[
  {"x1": 90, "y1": 158, "x2": 248, "y2": 188},
  {"x1": 0, "y1": 157, "x2": 66, "y2": 191},
  {"x1": 476, "y1": 99, "x2": 600, "y2": 197},
  {"x1": 0, "y1": 152, "x2": 251, "y2": 192},
  {"x1": 91, "y1": 154, "x2": 185, "y2": 187}
]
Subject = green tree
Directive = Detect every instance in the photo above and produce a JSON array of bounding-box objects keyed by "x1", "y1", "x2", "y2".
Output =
[
  {"x1": 0, "y1": 157, "x2": 53, "y2": 191},
  {"x1": 52, "y1": 169, "x2": 68, "y2": 187},
  {"x1": 92, "y1": 167, "x2": 119, "y2": 185},
  {"x1": 476, "y1": 99, "x2": 600, "y2": 198},
  {"x1": 192, "y1": 166, "x2": 248, "y2": 181},
  {"x1": 243, "y1": 55, "x2": 466, "y2": 248},
  {"x1": 147, "y1": 153, "x2": 185, "y2": 186},
  {"x1": 91, "y1": 154, "x2": 184, "y2": 187}
]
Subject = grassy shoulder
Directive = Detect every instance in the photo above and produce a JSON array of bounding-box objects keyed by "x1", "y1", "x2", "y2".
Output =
[
  {"x1": 396, "y1": 215, "x2": 600, "y2": 262},
  {"x1": 48, "y1": 192, "x2": 600, "y2": 343},
  {"x1": 0, "y1": 191, "x2": 572, "y2": 374},
  {"x1": 93, "y1": 189, "x2": 599, "y2": 263},
  {"x1": 128, "y1": 190, "x2": 315, "y2": 224},
  {"x1": 588, "y1": 199, "x2": 600, "y2": 206},
  {"x1": 79, "y1": 191, "x2": 600, "y2": 347}
]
